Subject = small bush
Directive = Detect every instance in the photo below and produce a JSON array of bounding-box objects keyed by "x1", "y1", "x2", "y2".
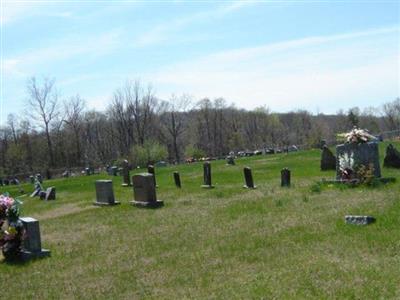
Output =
[{"x1": 131, "y1": 140, "x2": 168, "y2": 167}]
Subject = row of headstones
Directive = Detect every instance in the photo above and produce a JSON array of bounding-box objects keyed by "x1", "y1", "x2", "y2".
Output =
[
  {"x1": 121, "y1": 162, "x2": 292, "y2": 190},
  {"x1": 95, "y1": 163, "x2": 292, "y2": 208}
]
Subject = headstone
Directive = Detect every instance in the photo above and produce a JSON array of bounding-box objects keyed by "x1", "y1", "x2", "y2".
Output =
[
  {"x1": 46, "y1": 169, "x2": 51, "y2": 180},
  {"x1": 93, "y1": 180, "x2": 120, "y2": 206},
  {"x1": 173, "y1": 171, "x2": 181, "y2": 188},
  {"x1": 281, "y1": 168, "x2": 291, "y2": 187},
  {"x1": 147, "y1": 165, "x2": 157, "y2": 187},
  {"x1": 121, "y1": 160, "x2": 131, "y2": 186},
  {"x1": 39, "y1": 191, "x2": 47, "y2": 200},
  {"x1": 383, "y1": 144, "x2": 400, "y2": 168},
  {"x1": 30, "y1": 189, "x2": 41, "y2": 198},
  {"x1": 201, "y1": 162, "x2": 214, "y2": 188},
  {"x1": 155, "y1": 161, "x2": 168, "y2": 167},
  {"x1": 131, "y1": 173, "x2": 163, "y2": 208},
  {"x1": 4, "y1": 179, "x2": 9, "y2": 186},
  {"x1": 36, "y1": 173, "x2": 43, "y2": 184},
  {"x1": 62, "y1": 170, "x2": 70, "y2": 178},
  {"x1": 19, "y1": 217, "x2": 50, "y2": 260},
  {"x1": 320, "y1": 145, "x2": 336, "y2": 171},
  {"x1": 45, "y1": 187, "x2": 56, "y2": 201},
  {"x1": 345, "y1": 215, "x2": 375, "y2": 225},
  {"x1": 106, "y1": 165, "x2": 112, "y2": 175},
  {"x1": 226, "y1": 156, "x2": 235, "y2": 165},
  {"x1": 85, "y1": 167, "x2": 91, "y2": 176},
  {"x1": 29, "y1": 175, "x2": 35, "y2": 184},
  {"x1": 111, "y1": 166, "x2": 118, "y2": 176},
  {"x1": 243, "y1": 167, "x2": 256, "y2": 189},
  {"x1": 336, "y1": 142, "x2": 381, "y2": 180}
]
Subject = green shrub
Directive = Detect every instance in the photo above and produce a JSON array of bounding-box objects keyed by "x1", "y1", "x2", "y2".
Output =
[
  {"x1": 131, "y1": 140, "x2": 168, "y2": 167},
  {"x1": 184, "y1": 145, "x2": 206, "y2": 159}
]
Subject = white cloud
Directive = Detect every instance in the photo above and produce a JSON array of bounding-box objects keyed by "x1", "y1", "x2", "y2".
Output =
[
  {"x1": 4, "y1": 29, "x2": 123, "y2": 78},
  {"x1": 134, "y1": 1, "x2": 258, "y2": 47},
  {"x1": 148, "y1": 26, "x2": 399, "y2": 113}
]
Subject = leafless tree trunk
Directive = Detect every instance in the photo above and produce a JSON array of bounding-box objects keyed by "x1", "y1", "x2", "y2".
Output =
[{"x1": 26, "y1": 77, "x2": 59, "y2": 167}]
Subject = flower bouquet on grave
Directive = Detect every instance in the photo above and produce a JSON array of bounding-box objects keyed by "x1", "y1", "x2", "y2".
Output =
[
  {"x1": 0, "y1": 193, "x2": 25, "y2": 261},
  {"x1": 338, "y1": 151, "x2": 355, "y2": 180},
  {"x1": 337, "y1": 127, "x2": 376, "y2": 144}
]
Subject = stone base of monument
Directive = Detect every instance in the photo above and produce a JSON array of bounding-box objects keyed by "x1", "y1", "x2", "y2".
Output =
[
  {"x1": 345, "y1": 215, "x2": 375, "y2": 225},
  {"x1": 130, "y1": 200, "x2": 164, "y2": 208},
  {"x1": 243, "y1": 185, "x2": 257, "y2": 189},
  {"x1": 93, "y1": 200, "x2": 121, "y2": 206},
  {"x1": 201, "y1": 184, "x2": 214, "y2": 189},
  {"x1": 20, "y1": 248, "x2": 51, "y2": 261},
  {"x1": 321, "y1": 177, "x2": 396, "y2": 185}
]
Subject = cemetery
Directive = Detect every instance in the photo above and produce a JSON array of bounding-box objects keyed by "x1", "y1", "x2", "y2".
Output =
[{"x1": 0, "y1": 139, "x2": 399, "y2": 298}]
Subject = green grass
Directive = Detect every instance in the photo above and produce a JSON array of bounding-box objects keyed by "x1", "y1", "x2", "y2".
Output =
[{"x1": 1, "y1": 142, "x2": 400, "y2": 299}]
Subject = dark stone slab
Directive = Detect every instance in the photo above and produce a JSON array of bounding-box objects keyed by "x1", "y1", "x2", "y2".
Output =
[
  {"x1": 243, "y1": 167, "x2": 256, "y2": 189},
  {"x1": 94, "y1": 180, "x2": 120, "y2": 206},
  {"x1": 173, "y1": 171, "x2": 181, "y2": 188},
  {"x1": 36, "y1": 174, "x2": 43, "y2": 184},
  {"x1": 85, "y1": 167, "x2": 91, "y2": 176},
  {"x1": 202, "y1": 162, "x2": 214, "y2": 188},
  {"x1": 320, "y1": 146, "x2": 336, "y2": 171},
  {"x1": 147, "y1": 165, "x2": 157, "y2": 187},
  {"x1": 131, "y1": 173, "x2": 163, "y2": 208},
  {"x1": 45, "y1": 187, "x2": 56, "y2": 201},
  {"x1": 384, "y1": 144, "x2": 400, "y2": 168},
  {"x1": 39, "y1": 191, "x2": 47, "y2": 200},
  {"x1": 336, "y1": 142, "x2": 381, "y2": 179},
  {"x1": 345, "y1": 215, "x2": 375, "y2": 225},
  {"x1": 30, "y1": 188, "x2": 41, "y2": 198},
  {"x1": 281, "y1": 168, "x2": 291, "y2": 187},
  {"x1": 226, "y1": 156, "x2": 235, "y2": 165},
  {"x1": 19, "y1": 217, "x2": 50, "y2": 260},
  {"x1": 121, "y1": 160, "x2": 131, "y2": 186},
  {"x1": 111, "y1": 166, "x2": 118, "y2": 176}
]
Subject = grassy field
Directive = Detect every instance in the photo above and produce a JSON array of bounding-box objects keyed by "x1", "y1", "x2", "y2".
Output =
[{"x1": 1, "y1": 142, "x2": 400, "y2": 299}]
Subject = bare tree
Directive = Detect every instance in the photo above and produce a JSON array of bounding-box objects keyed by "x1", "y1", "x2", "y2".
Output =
[
  {"x1": 26, "y1": 76, "x2": 59, "y2": 167},
  {"x1": 161, "y1": 94, "x2": 192, "y2": 162},
  {"x1": 7, "y1": 114, "x2": 18, "y2": 145},
  {"x1": 382, "y1": 98, "x2": 400, "y2": 131},
  {"x1": 64, "y1": 95, "x2": 86, "y2": 165}
]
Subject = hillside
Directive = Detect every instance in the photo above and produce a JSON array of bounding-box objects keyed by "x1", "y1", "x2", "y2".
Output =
[{"x1": 1, "y1": 142, "x2": 400, "y2": 299}]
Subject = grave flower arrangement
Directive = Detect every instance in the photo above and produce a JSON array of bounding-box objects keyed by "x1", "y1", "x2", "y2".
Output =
[
  {"x1": 337, "y1": 127, "x2": 376, "y2": 144},
  {"x1": 0, "y1": 193, "x2": 24, "y2": 260}
]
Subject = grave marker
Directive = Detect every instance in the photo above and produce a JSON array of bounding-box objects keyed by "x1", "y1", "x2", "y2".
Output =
[
  {"x1": 131, "y1": 173, "x2": 163, "y2": 208},
  {"x1": 201, "y1": 162, "x2": 214, "y2": 188},
  {"x1": 147, "y1": 165, "x2": 157, "y2": 187},
  {"x1": 281, "y1": 168, "x2": 291, "y2": 187},
  {"x1": 93, "y1": 180, "x2": 120, "y2": 206},
  {"x1": 226, "y1": 156, "x2": 235, "y2": 165},
  {"x1": 320, "y1": 145, "x2": 336, "y2": 171},
  {"x1": 173, "y1": 171, "x2": 181, "y2": 188},
  {"x1": 121, "y1": 160, "x2": 131, "y2": 187},
  {"x1": 20, "y1": 217, "x2": 50, "y2": 260},
  {"x1": 243, "y1": 167, "x2": 256, "y2": 189}
]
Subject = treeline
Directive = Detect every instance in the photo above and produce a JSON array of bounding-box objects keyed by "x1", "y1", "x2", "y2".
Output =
[{"x1": 1, "y1": 77, "x2": 399, "y2": 177}]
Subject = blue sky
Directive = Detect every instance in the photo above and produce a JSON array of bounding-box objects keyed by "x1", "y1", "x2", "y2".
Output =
[{"x1": 2, "y1": 1, "x2": 399, "y2": 123}]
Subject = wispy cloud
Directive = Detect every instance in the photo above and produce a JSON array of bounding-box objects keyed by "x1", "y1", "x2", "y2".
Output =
[
  {"x1": 134, "y1": 1, "x2": 258, "y2": 47},
  {"x1": 148, "y1": 26, "x2": 399, "y2": 112},
  {"x1": 4, "y1": 28, "x2": 123, "y2": 78}
]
